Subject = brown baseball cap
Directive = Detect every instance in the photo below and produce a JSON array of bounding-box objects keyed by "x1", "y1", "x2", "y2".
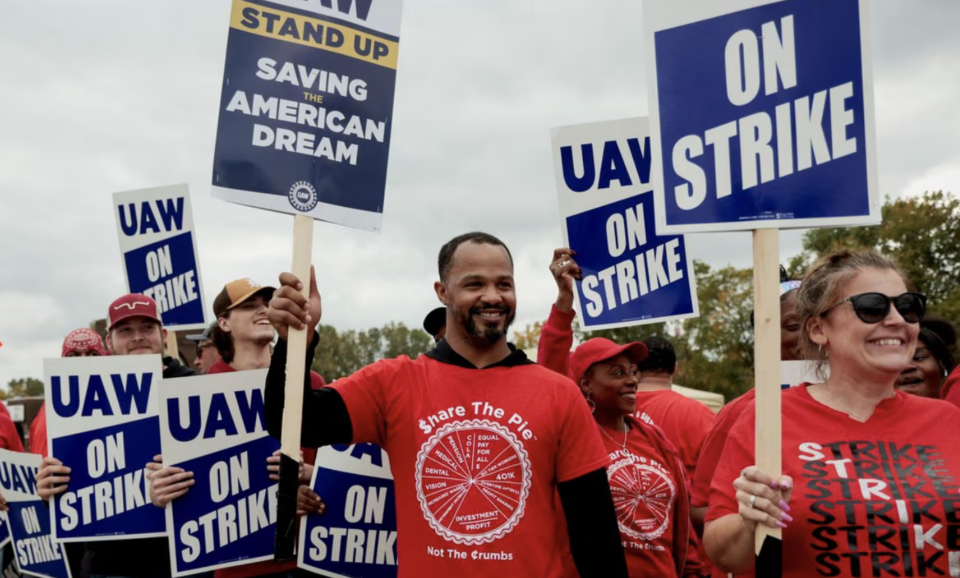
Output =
[{"x1": 213, "y1": 279, "x2": 276, "y2": 318}]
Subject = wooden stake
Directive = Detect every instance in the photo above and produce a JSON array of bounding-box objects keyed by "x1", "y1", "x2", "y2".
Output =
[
  {"x1": 275, "y1": 214, "x2": 314, "y2": 560},
  {"x1": 753, "y1": 229, "x2": 782, "y2": 576},
  {"x1": 166, "y1": 330, "x2": 179, "y2": 361}
]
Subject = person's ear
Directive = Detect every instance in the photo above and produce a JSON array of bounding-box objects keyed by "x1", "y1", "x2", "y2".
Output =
[
  {"x1": 435, "y1": 281, "x2": 450, "y2": 307},
  {"x1": 217, "y1": 316, "x2": 231, "y2": 333},
  {"x1": 807, "y1": 317, "x2": 828, "y2": 348}
]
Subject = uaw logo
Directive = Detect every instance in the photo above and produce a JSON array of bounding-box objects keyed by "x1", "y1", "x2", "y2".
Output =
[
  {"x1": 288, "y1": 181, "x2": 318, "y2": 212},
  {"x1": 320, "y1": 0, "x2": 373, "y2": 20}
]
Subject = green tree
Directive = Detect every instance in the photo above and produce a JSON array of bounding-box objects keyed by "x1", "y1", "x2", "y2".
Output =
[
  {"x1": 311, "y1": 321, "x2": 433, "y2": 380},
  {"x1": 0, "y1": 377, "x2": 44, "y2": 400},
  {"x1": 802, "y1": 190, "x2": 960, "y2": 327},
  {"x1": 674, "y1": 261, "x2": 755, "y2": 401}
]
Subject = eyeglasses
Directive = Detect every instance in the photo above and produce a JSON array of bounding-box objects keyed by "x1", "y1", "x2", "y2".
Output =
[{"x1": 821, "y1": 292, "x2": 926, "y2": 324}]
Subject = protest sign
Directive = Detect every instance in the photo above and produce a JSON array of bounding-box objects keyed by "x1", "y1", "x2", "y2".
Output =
[
  {"x1": 643, "y1": 0, "x2": 878, "y2": 234},
  {"x1": 551, "y1": 118, "x2": 698, "y2": 331},
  {"x1": 158, "y1": 370, "x2": 280, "y2": 576},
  {"x1": 211, "y1": 0, "x2": 404, "y2": 233},
  {"x1": 0, "y1": 449, "x2": 70, "y2": 578},
  {"x1": 299, "y1": 444, "x2": 397, "y2": 578},
  {"x1": 113, "y1": 184, "x2": 208, "y2": 331},
  {"x1": 44, "y1": 355, "x2": 166, "y2": 541}
]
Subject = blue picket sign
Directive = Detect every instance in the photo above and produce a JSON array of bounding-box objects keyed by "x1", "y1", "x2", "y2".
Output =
[
  {"x1": 299, "y1": 444, "x2": 397, "y2": 578},
  {"x1": 643, "y1": 0, "x2": 879, "y2": 234}
]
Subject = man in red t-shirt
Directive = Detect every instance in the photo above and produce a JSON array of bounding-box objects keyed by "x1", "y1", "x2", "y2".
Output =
[
  {"x1": 634, "y1": 337, "x2": 715, "y2": 483},
  {"x1": 265, "y1": 232, "x2": 628, "y2": 578}
]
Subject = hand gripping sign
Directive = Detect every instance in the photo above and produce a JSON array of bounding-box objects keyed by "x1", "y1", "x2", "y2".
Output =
[
  {"x1": 0, "y1": 449, "x2": 71, "y2": 578},
  {"x1": 298, "y1": 444, "x2": 397, "y2": 578},
  {"x1": 212, "y1": 0, "x2": 404, "y2": 233},
  {"x1": 44, "y1": 355, "x2": 166, "y2": 541},
  {"x1": 158, "y1": 370, "x2": 280, "y2": 576},
  {"x1": 551, "y1": 118, "x2": 699, "y2": 331},
  {"x1": 113, "y1": 184, "x2": 208, "y2": 331},
  {"x1": 643, "y1": 0, "x2": 879, "y2": 234}
]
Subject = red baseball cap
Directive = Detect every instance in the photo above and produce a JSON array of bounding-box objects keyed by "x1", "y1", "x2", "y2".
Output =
[
  {"x1": 62, "y1": 328, "x2": 108, "y2": 357},
  {"x1": 569, "y1": 338, "x2": 648, "y2": 383},
  {"x1": 107, "y1": 294, "x2": 162, "y2": 330}
]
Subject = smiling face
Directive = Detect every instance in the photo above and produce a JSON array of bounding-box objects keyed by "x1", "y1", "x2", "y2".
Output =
[
  {"x1": 808, "y1": 268, "x2": 919, "y2": 380},
  {"x1": 437, "y1": 242, "x2": 516, "y2": 348},
  {"x1": 219, "y1": 295, "x2": 275, "y2": 345},
  {"x1": 780, "y1": 290, "x2": 802, "y2": 361},
  {"x1": 580, "y1": 353, "x2": 639, "y2": 419},
  {"x1": 107, "y1": 317, "x2": 165, "y2": 356},
  {"x1": 895, "y1": 340, "x2": 944, "y2": 398}
]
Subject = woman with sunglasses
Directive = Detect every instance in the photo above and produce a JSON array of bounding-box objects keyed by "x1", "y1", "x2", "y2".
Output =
[{"x1": 703, "y1": 250, "x2": 960, "y2": 577}]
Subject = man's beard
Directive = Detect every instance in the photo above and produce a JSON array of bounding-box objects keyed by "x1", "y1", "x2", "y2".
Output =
[{"x1": 459, "y1": 304, "x2": 515, "y2": 346}]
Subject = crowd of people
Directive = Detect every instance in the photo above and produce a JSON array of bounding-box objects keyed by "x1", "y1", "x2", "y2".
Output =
[{"x1": 2, "y1": 230, "x2": 960, "y2": 578}]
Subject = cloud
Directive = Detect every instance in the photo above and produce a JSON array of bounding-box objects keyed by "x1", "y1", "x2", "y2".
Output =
[{"x1": 1, "y1": 0, "x2": 958, "y2": 389}]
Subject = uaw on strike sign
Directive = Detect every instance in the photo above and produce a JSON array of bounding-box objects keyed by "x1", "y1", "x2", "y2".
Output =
[
  {"x1": 0, "y1": 450, "x2": 70, "y2": 578},
  {"x1": 158, "y1": 370, "x2": 280, "y2": 576},
  {"x1": 551, "y1": 118, "x2": 698, "y2": 331},
  {"x1": 114, "y1": 184, "x2": 208, "y2": 331},
  {"x1": 44, "y1": 355, "x2": 166, "y2": 542},
  {"x1": 643, "y1": 0, "x2": 879, "y2": 234},
  {"x1": 299, "y1": 444, "x2": 397, "y2": 578},
  {"x1": 212, "y1": 0, "x2": 404, "y2": 232}
]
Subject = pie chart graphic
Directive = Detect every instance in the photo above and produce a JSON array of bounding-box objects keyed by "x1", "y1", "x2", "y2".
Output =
[
  {"x1": 608, "y1": 456, "x2": 676, "y2": 541},
  {"x1": 415, "y1": 419, "x2": 532, "y2": 545}
]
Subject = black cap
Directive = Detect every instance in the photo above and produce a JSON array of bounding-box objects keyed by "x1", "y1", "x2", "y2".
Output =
[{"x1": 423, "y1": 307, "x2": 446, "y2": 338}]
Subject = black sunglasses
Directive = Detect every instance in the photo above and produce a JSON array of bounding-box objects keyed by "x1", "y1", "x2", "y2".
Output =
[{"x1": 821, "y1": 292, "x2": 926, "y2": 324}]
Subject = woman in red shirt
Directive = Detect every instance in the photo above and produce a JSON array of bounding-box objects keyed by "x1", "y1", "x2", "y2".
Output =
[
  {"x1": 541, "y1": 249, "x2": 707, "y2": 578},
  {"x1": 704, "y1": 250, "x2": 960, "y2": 577}
]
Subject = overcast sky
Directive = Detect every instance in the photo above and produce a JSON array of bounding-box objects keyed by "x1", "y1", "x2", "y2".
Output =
[{"x1": 2, "y1": 1, "x2": 959, "y2": 387}]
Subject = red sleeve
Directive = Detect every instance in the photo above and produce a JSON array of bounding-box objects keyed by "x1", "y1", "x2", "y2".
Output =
[
  {"x1": 941, "y1": 365, "x2": 960, "y2": 408},
  {"x1": 0, "y1": 413, "x2": 24, "y2": 452},
  {"x1": 691, "y1": 391, "x2": 753, "y2": 507},
  {"x1": 29, "y1": 404, "x2": 47, "y2": 457},
  {"x1": 537, "y1": 305, "x2": 576, "y2": 380},
  {"x1": 328, "y1": 359, "x2": 397, "y2": 446},
  {"x1": 554, "y1": 378, "x2": 609, "y2": 482},
  {"x1": 705, "y1": 404, "x2": 756, "y2": 523}
]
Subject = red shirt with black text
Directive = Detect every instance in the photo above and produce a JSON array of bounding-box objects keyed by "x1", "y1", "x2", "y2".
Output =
[{"x1": 708, "y1": 385, "x2": 960, "y2": 577}]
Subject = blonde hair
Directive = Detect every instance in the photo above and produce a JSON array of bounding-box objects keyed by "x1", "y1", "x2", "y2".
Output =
[{"x1": 796, "y1": 250, "x2": 913, "y2": 378}]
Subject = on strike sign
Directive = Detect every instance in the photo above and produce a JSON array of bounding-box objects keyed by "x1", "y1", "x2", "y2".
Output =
[
  {"x1": 44, "y1": 355, "x2": 166, "y2": 542},
  {"x1": 113, "y1": 184, "x2": 208, "y2": 331},
  {"x1": 551, "y1": 118, "x2": 698, "y2": 331},
  {"x1": 158, "y1": 370, "x2": 280, "y2": 576},
  {"x1": 643, "y1": 0, "x2": 879, "y2": 234}
]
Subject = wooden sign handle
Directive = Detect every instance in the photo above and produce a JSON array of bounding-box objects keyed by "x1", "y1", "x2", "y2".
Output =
[
  {"x1": 166, "y1": 331, "x2": 179, "y2": 362},
  {"x1": 275, "y1": 214, "x2": 314, "y2": 560},
  {"x1": 753, "y1": 229, "x2": 782, "y2": 576}
]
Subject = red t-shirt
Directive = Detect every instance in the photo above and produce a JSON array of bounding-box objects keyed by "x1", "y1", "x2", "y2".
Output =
[
  {"x1": 635, "y1": 390, "x2": 715, "y2": 482},
  {"x1": 28, "y1": 402, "x2": 46, "y2": 456},
  {"x1": 940, "y1": 365, "x2": 960, "y2": 410},
  {"x1": 692, "y1": 390, "x2": 755, "y2": 578},
  {"x1": 329, "y1": 354, "x2": 609, "y2": 578},
  {"x1": 601, "y1": 415, "x2": 706, "y2": 577},
  {"x1": 207, "y1": 360, "x2": 326, "y2": 578},
  {"x1": 0, "y1": 406, "x2": 24, "y2": 452},
  {"x1": 707, "y1": 384, "x2": 960, "y2": 577}
]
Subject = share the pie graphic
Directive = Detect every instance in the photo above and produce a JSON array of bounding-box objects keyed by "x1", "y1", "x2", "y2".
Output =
[
  {"x1": 415, "y1": 419, "x2": 532, "y2": 545},
  {"x1": 608, "y1": 455, "x2": 676, "y2": 541}
]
